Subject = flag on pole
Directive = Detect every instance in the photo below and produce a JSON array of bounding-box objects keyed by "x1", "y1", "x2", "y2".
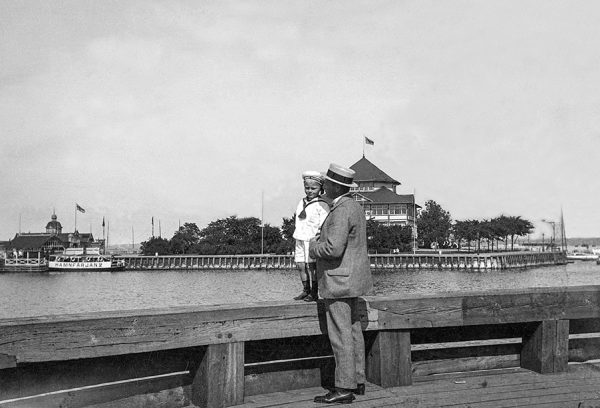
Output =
[
  {"x1": 364, "y1": 136, "x2": 375, "y2": 145},
  {"x1": 152, "y1": 216, "x2": 154, "y2": 226},
  {"x1": 102, "y1": 217, "x2": 105, "y2": 227},
  {"x1": 76, "y1": 203, "x2": 86, "y2": 213}
]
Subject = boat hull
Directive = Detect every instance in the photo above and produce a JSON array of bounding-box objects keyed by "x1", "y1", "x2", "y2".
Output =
[
  {"x1": 48, "y1": 261, "x2": 125, "y2": 272},
  {"x1": 566, "y1": 255, "x2": 598, "y2": 261}
]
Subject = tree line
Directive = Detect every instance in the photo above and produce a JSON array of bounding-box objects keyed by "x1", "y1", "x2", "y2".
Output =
[
  {"x1": 416, "y1": 200, "x2": 534, "y2": 252},
  {"x1": 140, "y1": 200, "x2": 534, "y2": 255}
]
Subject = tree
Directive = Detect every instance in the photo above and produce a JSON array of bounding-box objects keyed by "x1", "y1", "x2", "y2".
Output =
[
  {"x1": 140, "y1": 237, "x2": 171, "y2": 255},
  {"x1": 506, "y1": 216, "x2": 534, "y2": 250},
  {"x1": 194, "y1": 216, "x2": 286, "y2": 255},
  {"x1": 279, "y1": 217, "x2": 295, "y2": 254},
  {"x1": 453, "y1": 220, "x2": 479, "y2": 252},
  {"x1": 366, "y1": 219, "x2": 413, "y2": 253},
  {"x1": 170, "y1": 223, "x2": 201, "y2": 254},
  {"x1": 416, "y1": 200, "x2": 452, "y2": 249}
]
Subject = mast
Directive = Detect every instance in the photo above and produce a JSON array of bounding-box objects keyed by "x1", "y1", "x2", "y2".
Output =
[
  {"x1": 261, "y1": 191, "x2": 264, "y2": 255},
  {"x1": 560, "y1": 208, "x2": 567, "y2": 252},
  {"x1": 102, "y1": 217, "x2": 106, "y2": 254}
]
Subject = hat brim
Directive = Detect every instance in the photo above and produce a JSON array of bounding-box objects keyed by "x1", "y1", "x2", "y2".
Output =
[{"x1": 324, "y1": 175, "x2": 357, "y2": 188}]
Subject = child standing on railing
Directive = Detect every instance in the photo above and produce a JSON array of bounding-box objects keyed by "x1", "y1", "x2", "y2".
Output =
[{"x1": 292, "y1": 171, "x2": 330, "y2": 301}]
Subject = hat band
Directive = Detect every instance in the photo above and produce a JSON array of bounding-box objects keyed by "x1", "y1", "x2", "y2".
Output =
[{"x1": 327, "y1": 169, "x2": 354, "y2": 185}]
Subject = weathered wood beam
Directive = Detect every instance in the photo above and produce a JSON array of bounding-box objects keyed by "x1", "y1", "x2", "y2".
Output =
[
  {"x1": 0, "y1": 286, "x2": 598, "y2": 365},
  {"x1": 0, "y1": 348, "x2": 198, "y2": 400},
  {"x1": 192, "y1": 342, "x2": 244, "y2": 408},
  {"x1": 521, "y1": 320, "x2": 569, "y2": 374},
  {"x1": 366, "y1": 329, "x2": 412, "y2": 387}
]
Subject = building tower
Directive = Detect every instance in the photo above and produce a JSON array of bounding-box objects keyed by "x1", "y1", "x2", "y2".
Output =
[{"x1": 45, "y1": 211, "x2": 63, "y2": 235}]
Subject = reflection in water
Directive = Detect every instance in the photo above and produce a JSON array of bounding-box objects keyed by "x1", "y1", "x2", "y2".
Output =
[{"x1": 1, "y1": 262, "x2": 598, "y2": 318}]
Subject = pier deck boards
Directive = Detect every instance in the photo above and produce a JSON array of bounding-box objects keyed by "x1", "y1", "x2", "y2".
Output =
[{"x1": 237, "y1": 362, "x2": 600, "y2": 408}]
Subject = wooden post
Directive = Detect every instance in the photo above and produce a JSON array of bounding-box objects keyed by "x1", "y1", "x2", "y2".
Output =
[
  {"x1": 366, "y1": 330, "x2": 412, "y2": 387},
  {"x1": 192, "y1": 342, "x2": 245, "y2": 408},
  {"x1": 521, "y1": 320, "x2": 569, "y2": 374}
]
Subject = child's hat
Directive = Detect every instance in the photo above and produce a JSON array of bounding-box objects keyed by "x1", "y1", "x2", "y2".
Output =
[{"x1": 302, "y1": 170, "x2": 325, "y2": 185}]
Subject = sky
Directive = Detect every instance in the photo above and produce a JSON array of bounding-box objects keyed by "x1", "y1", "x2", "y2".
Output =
[{"x1": 1, "y1": 0, "x2": 599, "y2": 244}]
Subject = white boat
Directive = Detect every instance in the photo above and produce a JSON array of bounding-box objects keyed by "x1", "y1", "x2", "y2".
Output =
[
  {"x1": 566, "y1": 252, "x2": 599, "y2": 261},
  {"x1": 48, "y1": 247, "x2": 125, "y2": 271}
]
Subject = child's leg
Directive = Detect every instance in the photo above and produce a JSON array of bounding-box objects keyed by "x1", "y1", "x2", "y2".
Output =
[
  {"x1": 293, "y1": 240, "x2": 311, "y2": 300},
  {"x1": 293, "y1": 262, "x2": 310, "y2": 300},
  {"x1": 303, "y1": 262, "x2": 318, "y2": 302}
]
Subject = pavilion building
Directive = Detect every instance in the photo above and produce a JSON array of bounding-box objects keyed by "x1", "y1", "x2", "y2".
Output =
[
  {"x1": 349, "y1": 156, "x2": 419, "y2": 226},
  {"x1": 8, "y1": 211, "x2": 97, "y2": 256}
]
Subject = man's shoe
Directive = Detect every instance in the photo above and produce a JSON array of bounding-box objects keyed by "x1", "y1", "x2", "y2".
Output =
[
  {"x1": 354, "y1": 383, "x2": 365, "y2": 395},
  {"x1": 303, "y1": 293, "x2": 316, "y2": 302},
  {"x1": 314, "y1": 389, "x2": 355, "y2": 404}
]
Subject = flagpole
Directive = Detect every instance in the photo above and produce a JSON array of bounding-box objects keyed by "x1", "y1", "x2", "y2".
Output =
[
  {"x1": 74, "y1": 204, "x2": 77, "y2": 232},
  {"x1": 362, "y1": 136, "x2": 365, "y2": 158},
  {"x1": 413, "y1": 188, "x2": 417, "y2": 254}
]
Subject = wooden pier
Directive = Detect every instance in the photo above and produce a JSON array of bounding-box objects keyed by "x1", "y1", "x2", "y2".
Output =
[
  {"x1": 117, "y1": 251, "x2": 566, "y2": 271},
  {"x1": 0, "y1": 257, "x2": 48, "y2": 273},
  {"x1": 1, "y1": 285, "x2": 599, "y2": 407}
]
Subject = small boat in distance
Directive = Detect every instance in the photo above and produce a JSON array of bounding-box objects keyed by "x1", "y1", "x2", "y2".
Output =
[
  {"x1": 566, "y1": 252, "x2": 599, "y2": 262},
  {"x1": 48, "y1": 247, "x2": 125, "y2": 271}
]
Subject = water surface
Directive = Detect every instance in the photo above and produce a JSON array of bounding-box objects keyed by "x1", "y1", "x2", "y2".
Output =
[{"x1": 1, "y1": 261, "x2": 599, "y2": 319}]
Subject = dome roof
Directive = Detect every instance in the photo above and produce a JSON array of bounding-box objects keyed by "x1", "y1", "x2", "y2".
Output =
[{"x1": 46, "y1": 220, "x2": 62, "y2": 229}]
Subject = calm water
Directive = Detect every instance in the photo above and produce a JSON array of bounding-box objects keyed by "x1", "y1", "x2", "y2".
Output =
[{"x1": 1, "y1": 262, "x2": 599, "y2": 319}]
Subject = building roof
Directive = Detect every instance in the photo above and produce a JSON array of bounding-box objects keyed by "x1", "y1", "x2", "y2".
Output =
[
  {"x1": 56, "y1": 232, "x2": 94, "y2": 243},
  {"x1": 10, "y1": 233, "x2": 55, "y2": 250},
  {"x1": 350, "y1": 156, "x2": 400, "y2": 185},
  {"x1": 353, "y1": 187, "x2": 420, "y2": 207},
  {"x1": 9, "y1": 231, "x2": 94, "y2": 250}
]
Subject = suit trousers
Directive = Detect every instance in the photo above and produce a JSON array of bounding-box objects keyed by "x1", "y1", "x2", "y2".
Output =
[{"x1": 324, "y1": 298, "x2": 366, "y2": 389}]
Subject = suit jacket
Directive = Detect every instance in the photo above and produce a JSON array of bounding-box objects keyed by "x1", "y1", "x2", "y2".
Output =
[{"x1": 309, "y1": 195, "x2": 373, "y2": 299}]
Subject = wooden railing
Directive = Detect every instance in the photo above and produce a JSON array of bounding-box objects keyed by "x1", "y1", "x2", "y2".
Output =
[
  {"x1": 0, "y1": 257, "x2": 48, "y2": 272},
  {"x1": 1, "y1": 285, "x2": 599, "y2": 407},
  {"x1": 117, "y1": 251, "x2": 566, "y2": 271}
]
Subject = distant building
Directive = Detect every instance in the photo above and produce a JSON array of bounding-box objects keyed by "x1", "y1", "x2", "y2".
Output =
[
  {"x1": 8, "y1": 211, "x2": 98, "y2": 256},
  {"x1": 350, "y1": 156, "x2": 419, "y2": 226}
]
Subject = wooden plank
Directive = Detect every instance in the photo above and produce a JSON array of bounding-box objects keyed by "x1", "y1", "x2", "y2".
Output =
[
  {"x1": 385, "y1": 374, "x2": 600, "y2": 407},
  {"x1": 0, "y1": 348, "x2": 198, "y2": 400},
  {"x1": 521, "y1": 320, "x2": 569, "y2": 374},
  {"x1": 368, "y1": 297, "x2": 464, "y2": 329},
  {"x1": 0, "y1": 286, "x2": 598, "y2": 366},
  {"x1": 569, "y1": 317, "x2": 600, "y2": 334},
  {"x1": 0, "y1": 374, "x2": 189, "y2": 408},
  {"x1": 191, "y1": 342, "x2": 244, "y2": 408},
  {"x1": 244, "y1": 357, "x2": 334, "y2": 396},
  {"x1": 569, "y1": 336, "x2": 600, "y2": 362},
  {"x1": 366, "y1": 330, "x2": 411, "y2": 387},
  {"x1": 555, "y1": 319, "x2": 569, "y2": 372},
  {"x1": 0, "y1": 303, "x2": 324, "y2": 363},
  {"x1": 413, "y1": 354, "x2": 520, "y2": 377},
  {"x1": 0, "y1": 353, "x2": 16, "y2": 369}
]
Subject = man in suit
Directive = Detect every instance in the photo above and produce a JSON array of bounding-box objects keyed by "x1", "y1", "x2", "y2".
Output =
[{"x1": 309, "y1": 163, "x2": 373, "y2": 404}]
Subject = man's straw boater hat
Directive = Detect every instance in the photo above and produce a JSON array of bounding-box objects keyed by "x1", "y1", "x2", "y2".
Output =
[{"x1": 324, "y1": 163, "x2": 358, "y2": 188}]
